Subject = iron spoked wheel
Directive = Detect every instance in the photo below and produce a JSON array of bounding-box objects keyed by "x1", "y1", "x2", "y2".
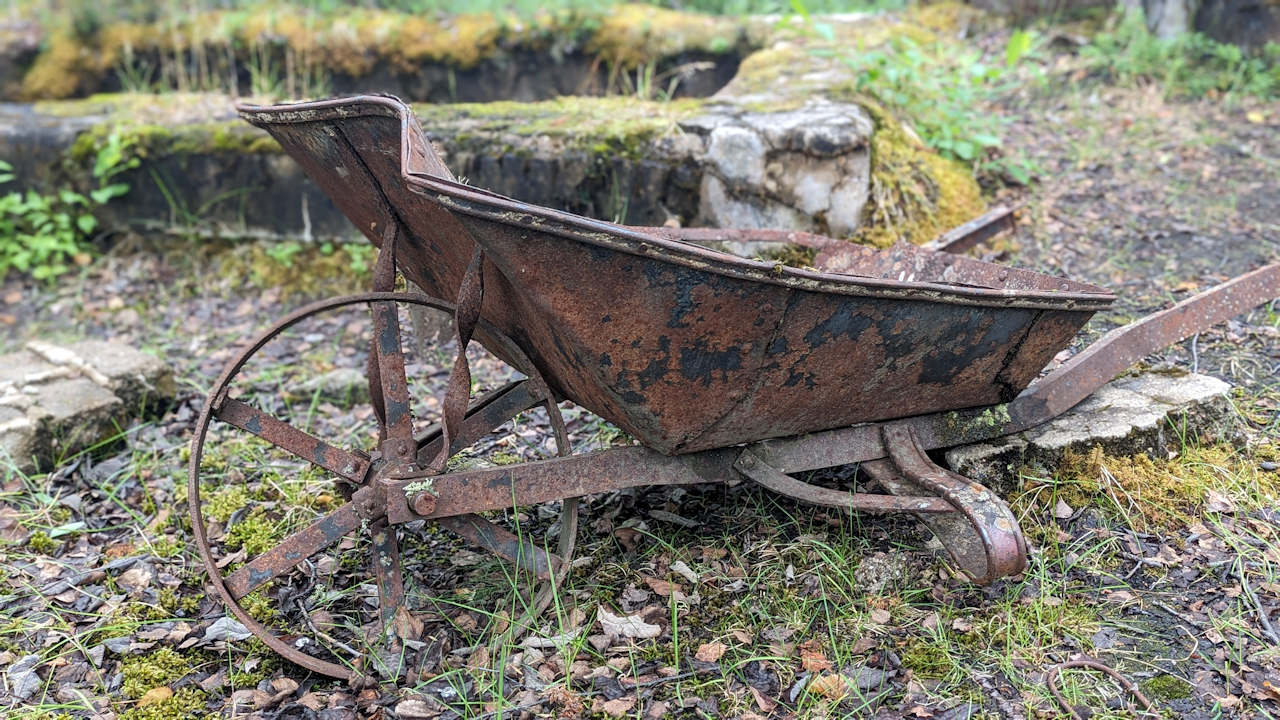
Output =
[{"x1": 187, "y1": 292, "x2": 578, "y2": 683}]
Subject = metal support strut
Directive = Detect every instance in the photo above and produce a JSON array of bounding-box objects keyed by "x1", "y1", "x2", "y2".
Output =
[{"x1": 735, "y1": 424, "x2": 1027, "y2": 585}]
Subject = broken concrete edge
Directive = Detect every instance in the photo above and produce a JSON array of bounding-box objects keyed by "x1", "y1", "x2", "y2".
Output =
[
  {"x1": 944, "y1": 370, "x2": 1240, "y2": 495},
  {"x1": 0, "y1": 341, "x2": 175, "y2": 476}
]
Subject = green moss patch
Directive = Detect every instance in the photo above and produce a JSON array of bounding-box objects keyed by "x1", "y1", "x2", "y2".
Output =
[
  {"x1": 414, "y1": 95, "x2": 703, "y2": 158},
  {"x1": 120, "y1": 648, "x2": 192, "y2": 699},
  {"x1": 18, "y1": 4, "x2": 753, "y2": 101},
  {"x1": 119, "y1": 687, "x2": 211, "y2": 720},
  {"x1": 1048, "y1": 442, "x2": 1280, "y2": 531},
  {"x1": 223, "y1": 509, "x2": 283, "y2": 557},
  {"x1": 851, "y1": 98, "x2": 985, "y2": 247}
]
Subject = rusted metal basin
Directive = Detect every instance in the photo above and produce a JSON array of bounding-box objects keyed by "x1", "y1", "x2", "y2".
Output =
[{"x1": 240, "y1": 95, "x2": 1115, "y2": 455}]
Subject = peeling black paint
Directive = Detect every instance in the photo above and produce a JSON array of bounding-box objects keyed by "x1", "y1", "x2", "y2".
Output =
[
  {"x1": 679, "y1": 341, "x2": 742, "y2": 386},
  {"x1": 804, "y1": 304, "x2": 875, "y2": 349},
  {"x1": 377, "y1": 304, "x2": 401, "y2": 354},
  {"x1": 636, "y1": 336, "x2": 671, "y2": 389},
  {"x1": 385, "y1": 398, "x2": 410, "y2": 426}
]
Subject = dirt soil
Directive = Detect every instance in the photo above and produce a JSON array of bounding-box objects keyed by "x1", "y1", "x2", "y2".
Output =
[{"x1": 1, "y1": 36, "x2": 1278, "y2": 720}]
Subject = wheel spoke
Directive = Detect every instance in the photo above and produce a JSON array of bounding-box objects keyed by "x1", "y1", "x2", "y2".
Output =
[
  {"x1": 215, "y1": 398, "x2": 369, "y2": 483},
  {"x1": 370, "y1": 519, "x2": 405, "y2": 626},
  {"x1": 370, "y1": 300, "x2": 415, "y2": 460},
  {"x1": 222, "y1": 494, "x2": 367, "y2": 600},
  {"x1": 436, "y1": 514, "x2": 564, "y2": 580},
  {"x1": 414, "y1": 379, "x2": 546, "y2": 465}
]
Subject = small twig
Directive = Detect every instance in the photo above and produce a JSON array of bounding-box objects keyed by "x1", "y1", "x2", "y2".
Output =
[
  {"x1": 294, "y1": 598, "x2": 362, "y2": 659},
  {"x1": 1120, "y1": 553, "x2": 1163, "y2": 580},
  {"x1": 1152, "y1": 600, "x2": 1204, "y2": 628},
  {"x1": 1235, "y1": 559, "x2": 1280, "y2": 645},
  {"x1": 1046, "y1": 658, "x2": 1156, "y2": 720},
  {"x1": 1190, "y1": 332, "x2": 1200, "y2": 374}
]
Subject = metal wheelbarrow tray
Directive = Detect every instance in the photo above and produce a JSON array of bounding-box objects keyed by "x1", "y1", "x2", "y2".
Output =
[{"x1": 187, "y1": 95, "x2": 1280, "y2": 682}]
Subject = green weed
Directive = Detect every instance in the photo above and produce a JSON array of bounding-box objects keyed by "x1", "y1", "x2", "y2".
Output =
[
  {"x1": 835, "y1": 31, "x2": 1038, "y2": 183},
  {"x1": 0, "y1": 131, "x2": 137, "y2": 281},
  {"x1": 1080, "y1": 10, "x2": 1279, "y2": 99}
]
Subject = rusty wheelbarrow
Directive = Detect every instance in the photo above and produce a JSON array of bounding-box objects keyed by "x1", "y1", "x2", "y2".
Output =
[{"x1": 188, "y1": 95, "x2": 1280, "y2": 682}]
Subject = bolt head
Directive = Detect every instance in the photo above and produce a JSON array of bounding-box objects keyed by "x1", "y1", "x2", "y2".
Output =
[{"x1": 413, "y1": 493, "x2": 437, "y2": 516}]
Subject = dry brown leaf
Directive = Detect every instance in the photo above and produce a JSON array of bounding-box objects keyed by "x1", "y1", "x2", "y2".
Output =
[
  {"x1": 748, "y1": 686, "x2": 777, "y2": 712},
  {"x1": 139, "y1": 687, "x2": 172, "y2": 706},
  {"x1": 869, "y1": 608, "x2": 891, "y2": 624},
  {"x1": 467, "y1": 646, "x2": 490, "y2": 670},
  {"x1": 694, "y1": 641, "x2": 726, "y2": 663},
  {"x1": 642, "y1": 576, "x2": 682, "y2": 597},
  {"x1": 0, "y1": 506, "x2": 30, "y2": 544},
  {"x1": 393, "y1": 605, "x2": 424, "y2": 641},
  {"x1": 600, "y1": 696, "x2": 636, "y2": 718},
  {"x1": 1206, "y1": 490, "x2": 1237, "y2": 514},
  {"x1": 598, "y1": 607, "x2": 661, "y2": 639},
  {"x1": 808, "y1": 673, "x2": 849, "y2": 700},
  {"x1": 669, "y1": 560, "x2": 699, "y2": 585}
]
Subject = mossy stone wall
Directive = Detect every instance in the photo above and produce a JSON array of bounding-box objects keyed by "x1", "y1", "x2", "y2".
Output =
[{"x1": 4, "y1": 5, "x2": 756, "y2": 102}]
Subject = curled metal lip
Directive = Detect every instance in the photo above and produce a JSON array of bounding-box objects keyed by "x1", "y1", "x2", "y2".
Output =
[{"x1": 237, "y1": 94, "x2": 1116, "y2": 312}]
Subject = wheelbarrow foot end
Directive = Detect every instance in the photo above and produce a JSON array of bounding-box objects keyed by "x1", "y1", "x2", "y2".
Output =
[{"x1": 865, "y1": 424, "x2": 1028, "y2": 585}]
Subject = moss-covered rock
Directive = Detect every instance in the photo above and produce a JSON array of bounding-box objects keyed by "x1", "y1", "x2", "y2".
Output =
[{"x1": 854, "y1": 97, "x2": 984, "y2": 247}]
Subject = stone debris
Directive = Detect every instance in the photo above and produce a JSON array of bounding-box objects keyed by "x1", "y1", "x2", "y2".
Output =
[
  {"x1": 683, "y1": 101, "x2": 874, "y2": 238},
  {"x1": 3, "y1": 653, "x2": 42, "y2": 702},
  {"x1": 0, "y1": 340, "x2": 174, "y2": 475},
  {"x1": 946, "y1": 371, "x2": 1235, "y2": 493}
]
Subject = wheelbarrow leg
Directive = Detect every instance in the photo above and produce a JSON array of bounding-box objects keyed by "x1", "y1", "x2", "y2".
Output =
[{"x1": 861, "y1": 424, "x2": 1027, "y2": 584}]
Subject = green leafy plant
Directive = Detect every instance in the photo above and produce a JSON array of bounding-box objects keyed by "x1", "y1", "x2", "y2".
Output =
[
  {"x1": 0, "y1": 132, "x2": 138, "y2": 281},
  {"x1": 342, "y1": 243, "x2": 376, "y2": 274},
  {"x1": 839, "y1": 33, "x2": 1036, "y2": 185},
  {"x1": 1080, "y1": 10, "x2": 1279, "y2": 99},
  {"x1": 0, "y1": 187, "x2": 95, "y2": 280},
  {"x1": 264, "y1": 240, "x2": 304, "y2": 267}
]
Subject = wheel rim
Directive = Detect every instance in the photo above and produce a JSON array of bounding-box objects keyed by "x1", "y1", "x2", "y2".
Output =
[{"x1": 187, "y1": 292, "x2": 576, "y2": 682}]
